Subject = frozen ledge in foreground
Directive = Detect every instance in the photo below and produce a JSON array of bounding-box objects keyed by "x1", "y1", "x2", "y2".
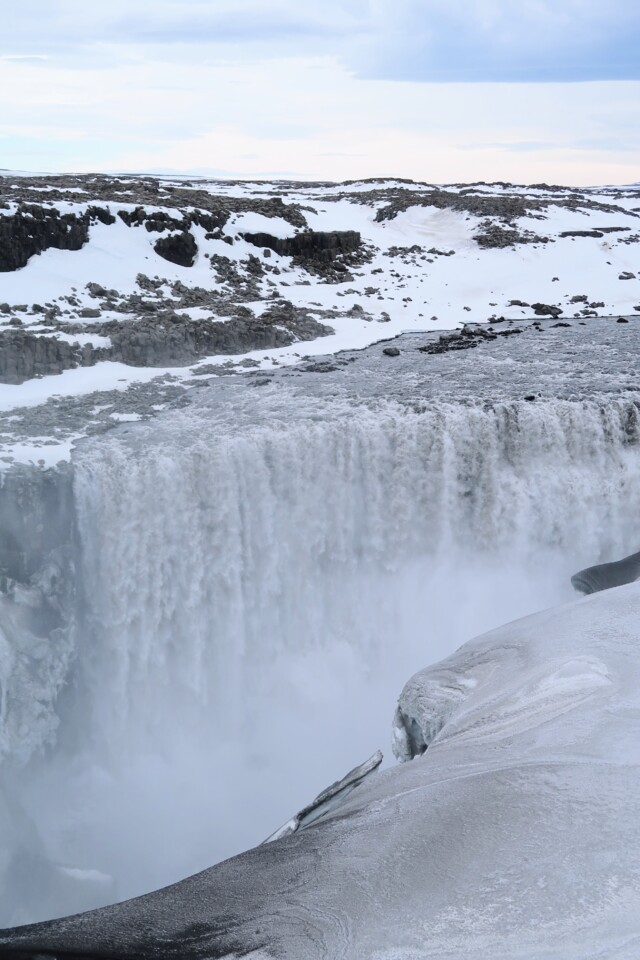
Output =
[{"x1": 2, "y1": 583, "x2": 640, "y2": 959}]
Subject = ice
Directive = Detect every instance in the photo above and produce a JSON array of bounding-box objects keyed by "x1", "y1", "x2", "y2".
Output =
[
  {"x1": 3, "y1": 177, "x2": 640, "y2": 935},
  {"x1": 3, "y1": 584, "x2": 640, "y2": 958},
  {"x1": 572, "y1": 549, "x2": 640, "y2": 595},
  {"x1": 263, "y1": 750, "x2": 383, "y2": 842}
]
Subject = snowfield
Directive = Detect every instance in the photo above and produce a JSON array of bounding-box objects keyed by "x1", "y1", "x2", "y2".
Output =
[{"x1": 2, "y1": 582, "x2": 640, "y2": 959}]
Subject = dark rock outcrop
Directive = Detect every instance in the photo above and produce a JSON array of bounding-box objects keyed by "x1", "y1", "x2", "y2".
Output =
[
  {"x1": 417, "y1": 324, "x2": 526, "y2": 356},
  {"x1": 154, "y1": 232, "x2": 198, "y2": 267},
  {"x1": 474, "y1": 222, "x2": 549, "y2": 249},
  {"x1": 104, "y1": 310, "x2": 333, "y2": 365},
  {"x1": 0, "y1": 309, "x2": 335, "y2": 383},
  {"x1": 531, "y1": 303, "x2": 563, "y2": 317},
  {"x1": 118, "y1": 207, "x2": 226, "y2": 235},
  {"x1": 0, "y1": 330, "x2": 94, "y2": 383},
  {"x1": 0, "y1": 205, "x2": 115, "y2": 272},
  {"x1": 559, "y1": 230, "x2": 604, "y2": 239},
  {"x1": 242, "y1": 230, "x2": 361, "y2": 262}
]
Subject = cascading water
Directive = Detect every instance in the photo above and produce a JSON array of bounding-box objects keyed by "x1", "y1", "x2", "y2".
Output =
[{"x1": 2, "y1": 389, "x2": 640, "y2": 926}]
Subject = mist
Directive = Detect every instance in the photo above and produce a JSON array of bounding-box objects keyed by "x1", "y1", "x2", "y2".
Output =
[{"x1": 2, "y1": 391, "x2": 639, "y2": 925}]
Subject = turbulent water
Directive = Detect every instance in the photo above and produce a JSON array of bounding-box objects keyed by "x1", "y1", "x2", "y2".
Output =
[{"x1": 3, "y1": 389, "x2": 640, "y2": 925}]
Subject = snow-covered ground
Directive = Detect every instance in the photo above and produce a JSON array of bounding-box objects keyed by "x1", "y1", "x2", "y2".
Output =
[{"x1": 1, "y1": 174, "x2": 639, "y2": 464}]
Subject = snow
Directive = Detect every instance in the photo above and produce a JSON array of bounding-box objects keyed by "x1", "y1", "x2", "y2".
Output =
[
  {"x1": 226, "y1": 211, "x2": 297, "y2": 238},
  {"x1": 4, "y1": 584, "x2": 640, "y2": 958},
  {"x1": 2, "y1": 177, "x2": 640, "y2": 945},
  {"x1": 0, "y1": 362, "x2": 184, "y2": 411},
  {"x1": 52, "y1": 332, "x2": 112, "y2": 348},
  {"x1": 2, "y1": 180, "x2": 639, "y2": 458}
]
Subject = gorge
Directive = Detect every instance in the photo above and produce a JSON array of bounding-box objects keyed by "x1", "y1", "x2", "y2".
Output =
[{"x1": 0, "y1": 175, "x2": 639, "y2": 954}]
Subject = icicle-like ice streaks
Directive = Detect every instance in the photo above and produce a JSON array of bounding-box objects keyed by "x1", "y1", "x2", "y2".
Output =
[{"x1": 68, "y1": 395, "x2": 640, "y2": 753}]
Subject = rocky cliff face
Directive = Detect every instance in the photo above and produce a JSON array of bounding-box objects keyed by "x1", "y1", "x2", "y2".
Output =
[
  {"x1": 242, "y1": 229, "x2": 361, "y2": 260},
  {"x1": 0, "y1": 329, "x2": 95, "y2": 383},
  {"x1": 0, "y1": 464, "x2": 76, "y2": 764},
  {"x1": 0, "y1": 310, "x2": 333, "y2": 384},
  {"x1": 0, "y1": 205, "x2": 116, "y2": 272}
]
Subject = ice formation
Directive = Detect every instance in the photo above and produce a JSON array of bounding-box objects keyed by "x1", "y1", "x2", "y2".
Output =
[{"x1": 2, "y1": 583, "x2": 639, "y2": 959}]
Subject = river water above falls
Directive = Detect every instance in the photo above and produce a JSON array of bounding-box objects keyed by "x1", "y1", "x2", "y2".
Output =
[{"x1": 2, "y1": 322, "x2": 640, "y2": 925}]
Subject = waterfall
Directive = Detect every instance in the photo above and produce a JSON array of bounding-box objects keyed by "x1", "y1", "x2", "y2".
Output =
[
  {"x1": 73, "y1": 394, "x2": 640, "y2": 744},
  {"x1": 3, "y1": 390, "x2": 640, "y2": 925}
]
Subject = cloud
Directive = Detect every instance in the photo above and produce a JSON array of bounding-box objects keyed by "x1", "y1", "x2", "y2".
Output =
[
  {"x1": 3, "y1": 1, "x2": 640, "y2": 82},
  {"x1": 1, "y1": 1, "x2": 639, "y2": 184},
  {"x1": 356, "y1": 0, "x2": 640, "y2": 82},
  {"x1": 115, "y1": 5, "x2": 354, "y2": 45},
  {"x1": 0, "y1": 1, "x2": 366, "y2": 61}
]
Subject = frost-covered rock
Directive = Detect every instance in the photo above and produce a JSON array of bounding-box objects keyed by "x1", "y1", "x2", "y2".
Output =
[{"x1": 2, "y1": 584, "x2": 640, "y2": 959}]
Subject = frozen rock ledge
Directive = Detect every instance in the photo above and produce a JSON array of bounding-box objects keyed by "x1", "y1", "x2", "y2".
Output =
[{"x1": 1, "y1": 583, "x2": 639, "y2": 959}]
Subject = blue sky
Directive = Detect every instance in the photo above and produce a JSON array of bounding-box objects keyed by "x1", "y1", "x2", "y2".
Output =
[{"x1": 1, "y1": 0, "x2": 639, "y2": 183}]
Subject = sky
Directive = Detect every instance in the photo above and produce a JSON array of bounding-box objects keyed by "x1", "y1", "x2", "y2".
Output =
[{"x1": 1, "y1": 0, "x2": 639, "y2": 185}]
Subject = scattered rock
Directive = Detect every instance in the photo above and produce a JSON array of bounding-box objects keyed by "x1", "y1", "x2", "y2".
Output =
[
  {"x1": 302, "y1": 361, "x2": 339, "y2": 373},
  {"x1": 382, "y1": 346, "x2": 400, "y2": 357},
  {"x1": 474, "y1": 222, "x2": 549, "y2": 249},
  {"x1": 531, "y1": 303, "x2": 563, "y2": 317}
]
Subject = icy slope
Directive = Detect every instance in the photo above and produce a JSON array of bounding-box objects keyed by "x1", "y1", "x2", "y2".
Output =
[{"x1": 2, "y1": 582, "x2": 639, "y2": 960}]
